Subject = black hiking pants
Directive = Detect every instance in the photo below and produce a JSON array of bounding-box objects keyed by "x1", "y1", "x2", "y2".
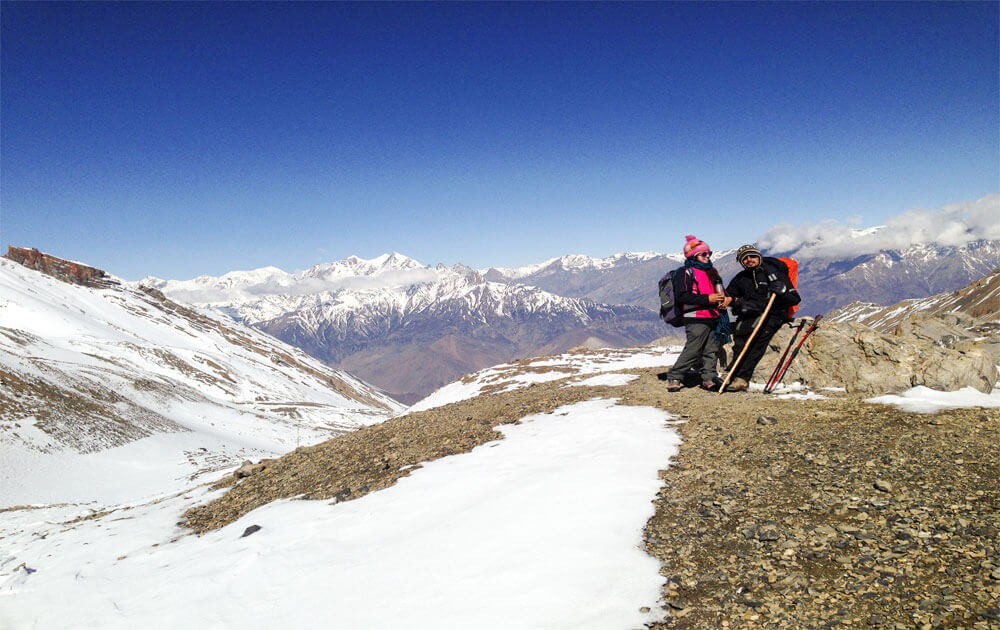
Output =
[{"x1": 731, "y1": 314, "x2": 786, "y2": 382}]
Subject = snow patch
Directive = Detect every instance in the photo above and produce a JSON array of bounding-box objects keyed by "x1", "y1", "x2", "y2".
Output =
[{"x1": 867, "y1": 386, "x2": 1000, "y2": 413}]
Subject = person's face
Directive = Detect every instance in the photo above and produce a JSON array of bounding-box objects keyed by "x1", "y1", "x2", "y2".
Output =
[
  {"x1": 695, "y1": 251, "x2": 712, "y2": 262},
  {"x1": 740, "y1": 254, "x2": 761, "y2": 269}
]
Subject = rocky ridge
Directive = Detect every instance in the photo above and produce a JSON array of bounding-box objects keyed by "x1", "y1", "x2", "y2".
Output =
[
  {"x1": 5, "y1": 246, "x2": 116, "y2": 288},
  {"x1": 829, "y1": 269, "x2": 1000, "y2": 332},
  {"x1": 757, "y1": 315, "x2": 997, "y2": 395},
  {"x1": 642, "y1": 383, "x2": 998, "y2": 629}
]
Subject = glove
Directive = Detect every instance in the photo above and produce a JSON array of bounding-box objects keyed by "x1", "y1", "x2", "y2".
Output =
[{"x1": 767, "y1": 273, "x2": 786, "y2": 295}]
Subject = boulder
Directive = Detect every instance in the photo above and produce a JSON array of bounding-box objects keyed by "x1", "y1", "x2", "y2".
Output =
[{"x1": 756, "y1": 314, "x2": 997, "y2": 395}]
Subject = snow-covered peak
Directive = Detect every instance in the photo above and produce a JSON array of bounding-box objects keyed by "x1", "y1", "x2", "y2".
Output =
[
  {"x1": 306, "y1": 252, "x2": 426, "y2": 279},
  {"x1": 149, "y1": 254, "x2": 444, "y2": 303},
  {"x1": 486, "y1": 251, "x2": 671, "y2": 278},
  {"x1": 140, "y1": 266, "x2": 296, "y2": 305}
]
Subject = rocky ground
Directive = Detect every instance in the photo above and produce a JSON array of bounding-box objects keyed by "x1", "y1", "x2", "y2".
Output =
[
  {"x1": 183, "y1": 356, "x2": 999, "y2": 628},
  {"x1": 629, "y1": 374, "x2": 1000, "y2": 629}
]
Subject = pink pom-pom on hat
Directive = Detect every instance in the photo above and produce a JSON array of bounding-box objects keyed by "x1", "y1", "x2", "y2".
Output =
[{"x1": 683, "y1": 235, "x2": 711, "y2": 258}]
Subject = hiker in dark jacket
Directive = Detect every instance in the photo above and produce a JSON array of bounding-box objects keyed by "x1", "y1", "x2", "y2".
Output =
[
  {"x1": 664, "y1": 235, "x2": 732, "y2": 392},
  {"x1": 723, "y1": 244, "x2": 800, "y2": 392}
]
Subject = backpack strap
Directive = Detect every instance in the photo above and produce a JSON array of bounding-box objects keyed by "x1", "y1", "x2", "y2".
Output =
[{"x1": 673, "y1": 266, "x2": 699, "y2": 313}]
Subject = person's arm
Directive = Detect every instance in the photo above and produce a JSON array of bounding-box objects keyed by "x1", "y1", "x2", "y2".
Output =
[
  {"x1": 674, "y1": 269, "x2": 712, "y2": 309},
  {"x1": 726, "y1": 277, "x2": 764, "y2": 314}
]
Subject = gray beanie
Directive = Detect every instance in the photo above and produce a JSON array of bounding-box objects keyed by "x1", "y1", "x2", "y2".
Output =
[{"x1": 736, "y1": 244, "x2": 762, "y2": 265}]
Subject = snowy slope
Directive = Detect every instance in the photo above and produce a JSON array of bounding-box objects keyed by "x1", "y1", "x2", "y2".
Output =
[
  {"x1": 828, "y1": 268, "x2": 1000, "y2": 330},
  {"x1": 2, "y1": 347, "x2": 686, "y2": 630},
  {"x1": 4, "y1": 336, "x2": 996, "y2": 629},
  {"x1": 0, "y1": 256, "x2": 403, "y2": 506}
]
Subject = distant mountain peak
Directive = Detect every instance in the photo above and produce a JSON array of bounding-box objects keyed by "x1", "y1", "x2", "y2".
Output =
[
  {"x1": 485, "y1": 251, "x2": 672, "y2": 279},
  {"x1": 303, "y1": 252, "x2": 427, "y2": 281}
]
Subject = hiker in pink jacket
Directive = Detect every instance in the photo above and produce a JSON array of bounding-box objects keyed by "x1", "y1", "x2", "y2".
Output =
[{"x1": 664, "y1": 235, "x2": 732, "y2": 392}]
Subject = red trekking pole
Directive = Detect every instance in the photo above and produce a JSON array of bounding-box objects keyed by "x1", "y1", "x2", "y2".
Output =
[
  {"x1": 764, "y1": 319, "x2": 806, "y2": 393},
  {"x1": 765, "y1": 315, "x2": 822, "y2": 393}
]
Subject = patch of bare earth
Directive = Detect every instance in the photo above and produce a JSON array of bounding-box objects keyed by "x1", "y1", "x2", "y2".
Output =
[{"x1": 182, "y1": 363, "x2": 999, "y2": 628}]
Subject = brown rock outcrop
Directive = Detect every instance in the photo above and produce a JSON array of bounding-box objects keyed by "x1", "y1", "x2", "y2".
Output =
[{"x1": 5, "y1": 246, "x2": 116, "y2": 288}]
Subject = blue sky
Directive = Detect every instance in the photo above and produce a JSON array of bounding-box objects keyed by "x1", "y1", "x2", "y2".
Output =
[{"x1": 2, "y1": 2, "x2": 997, "y2": 280}]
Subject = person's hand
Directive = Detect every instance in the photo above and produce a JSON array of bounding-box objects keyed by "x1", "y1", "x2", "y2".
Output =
[
  {"x1": 767, "y1": 274, "x2": 787, "y2": 294},
  {"x1": 708, "y1": 292, "x2": 725, "y2": 305},
  {"x1": 720, "y1": 296, "x2": 733, "y2": 308}
]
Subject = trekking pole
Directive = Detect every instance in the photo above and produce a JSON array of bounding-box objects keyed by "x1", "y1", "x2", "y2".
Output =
[
  {"x1": 719, "y1": 292, "x2": 777, "y2": 394},
  {"x1": 767, "y1": 315, "x2": 823, "y2": 393},
  {"x1": 764, "y1": 319, "x2": 806, "y2": 393}
]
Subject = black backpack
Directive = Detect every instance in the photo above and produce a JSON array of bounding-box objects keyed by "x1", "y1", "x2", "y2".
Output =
[{"x1": 657, "y1": 267, "x2": 693, "y2": 327}]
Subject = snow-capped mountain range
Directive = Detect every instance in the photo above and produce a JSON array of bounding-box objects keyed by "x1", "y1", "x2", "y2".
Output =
[
  {"x1": 0, "y1": 251, "x2": 402, "y2": 506},
  {"x1": 146, "y1": 229, "x2": 1000, "y2": 403},
  {"x1": 146, "y1": 254, "x2": 661, "y2": 403},
  {"x1": 784, "y1": 240, "x2": 1000, "y2": 315},
  {"x1": 484, "y1": 239, "x2": 1000, "y2": 316}
]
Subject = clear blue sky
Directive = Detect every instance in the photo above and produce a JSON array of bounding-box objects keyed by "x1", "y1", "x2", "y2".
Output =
[{"x1": 2, "y1": 1, "x2": 997, "y2": 280}]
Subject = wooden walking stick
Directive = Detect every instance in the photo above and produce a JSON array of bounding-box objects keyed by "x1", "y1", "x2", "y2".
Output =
[{"x1": 718, "y1": 292, "x2": 777, "y2": 394}]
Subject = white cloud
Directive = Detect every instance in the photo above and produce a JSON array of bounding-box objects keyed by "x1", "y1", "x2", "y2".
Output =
[{"x1": 758, "y1": 194, "x2": 1000, "y2": 258}]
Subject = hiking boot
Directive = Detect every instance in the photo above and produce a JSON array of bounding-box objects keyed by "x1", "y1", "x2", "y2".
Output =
[
  {"x1": 665, "y1": 379, "x2": 683, "y2": 392},
  {"x1": 726, "y1": 377, "x2": 749, "y2": 392},
  {"x1": 701, "y1": 380, "x2": 720, "y2": 392}
]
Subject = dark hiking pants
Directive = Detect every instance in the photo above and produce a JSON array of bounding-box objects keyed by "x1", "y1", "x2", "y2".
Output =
[
  {"x1": 731, "y1": 314, "x2": 785, "y2": 382},
  {"x1": 666, "y1": 320, "x2": 721, "y2": 381}
]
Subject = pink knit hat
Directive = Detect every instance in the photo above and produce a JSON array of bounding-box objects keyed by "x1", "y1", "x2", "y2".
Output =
[{"x1": 683, "y1": 235, "x2": 711, "y2": 258}]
